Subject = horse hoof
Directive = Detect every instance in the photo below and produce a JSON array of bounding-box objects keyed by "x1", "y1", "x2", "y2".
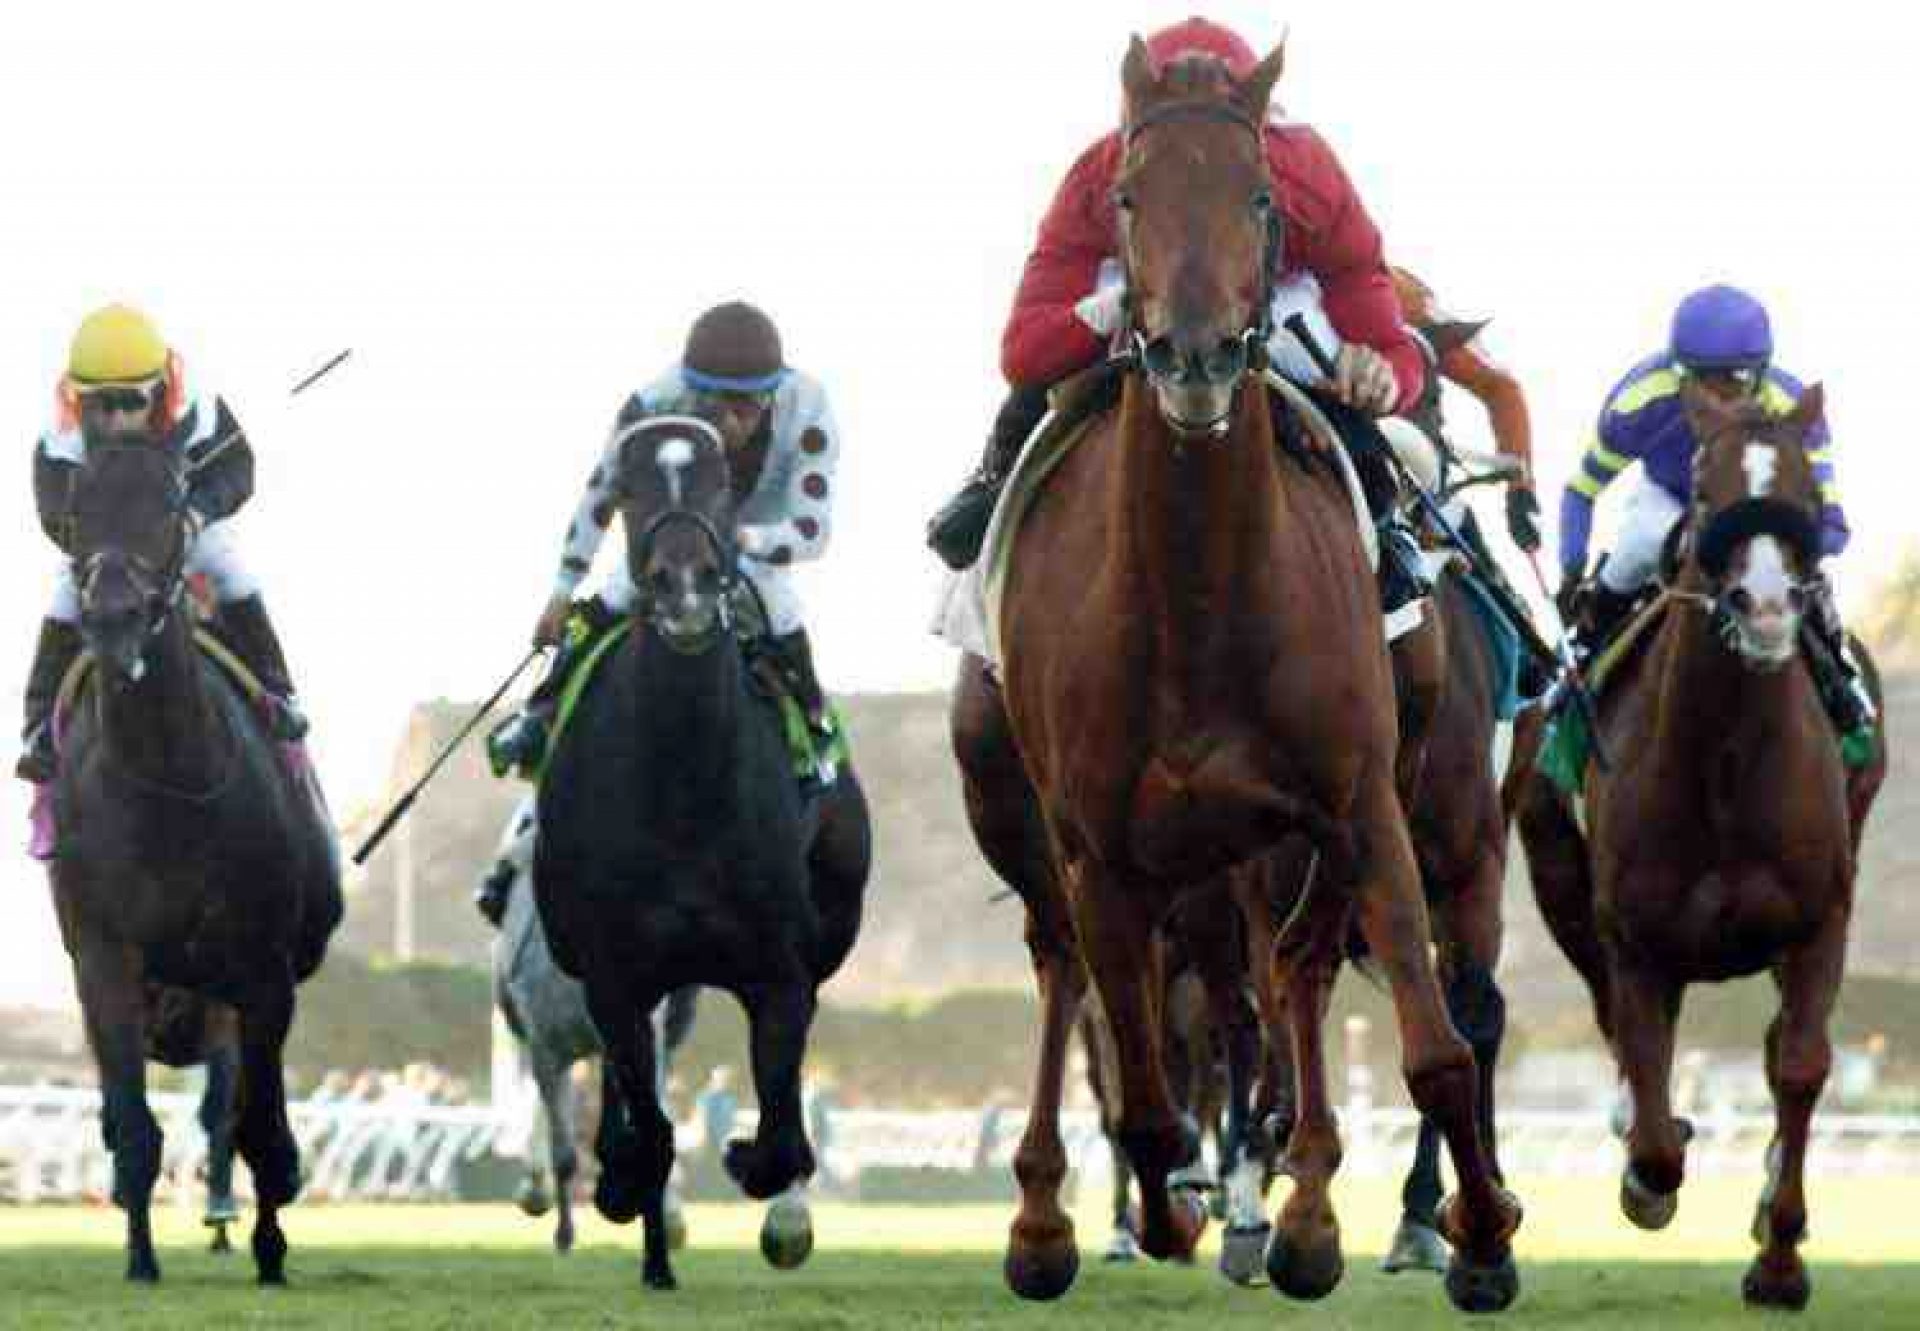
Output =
[
  {"x1": 665, "y1": 1204, "x2": 689, "y2": 1253},
  {"x1": 209, "y1": 1225, "x2": 234, "y2": 1255},
  {"x1": 1620, "y1": 1168, "x2": 1678, "y2": 1231},
  {"x1": 125, "y1": 1258, "x2": 161, "y2": 1284},
  {"x1": 554, "y1": 1222, "x2": 575, "y2": 1254},
  {"x1": 1005, "y1": 1235, "x2": 1080, "y2": 1301},
  {"x1": 517, "y1": 1179, "x2": 552, "y2": 1218},
  {"x1": 1743, "y1": 1258, "x2": 1811, "y2": 1311},
  {"x1": 1445, "y1": 1251, "x2": 1520, "y2": 1314},
  {"x1": 643, "y1": 1265, "x2": 679, "y2": 1293},
  {"x1": 1382, "y1": 1217, "x2": 1450, "y2": 1275},
  {"x1": 1218, "y1": 1223, "x2": 1270, "y2": 1287},
  {"x1": 723, "y1": 1141, "x2": 794, "y2": 1202},
  {"x1": 760, "y1": 1194, "x2": 814, "y2": 1270},
  {"x1": 1103, "y1": 1226, "x2": 1141, "y2": 1264},
  {"x1": 1169, "y1": 1186, "x2": 1210, "y2": 1262},
  {"x1": 1265, "y1": 1226, "x2": 1344, "y2": 1301}
]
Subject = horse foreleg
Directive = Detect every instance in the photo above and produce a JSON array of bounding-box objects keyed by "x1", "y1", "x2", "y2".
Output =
[
  {"x1": 1188, "y1": 886, "x2": 1265, "y2": 1285},
  {"x1": 727, "y1": 982, "x2": 818, "y2": 1205},
  {"x1": 234, "y1": 974, "x2": 298, "y2": 1286},
  {"x1": 1611, "y1": 957, "x2": 1687, "y2": 1232},
  {"x1": 1352, "y1": 774, "x2": 1520, "y2": 1313},
  {"x1": 1264, "y1": 877, "x2": 1346, "y2": 1300},
  {"x1": 1744, "y1": 911, "x2": 1846, "y2": 1311},
  {"x1": 530, "y1": 1046, "x2": 578, "y2": 1253},
  {"x1": 1071, "y1": 881, "x2": 1199, "y2": 1267},
  {"x1": 75, "y1": 942, "x2": 163, "y2": 1283},
  {"x1": 199, "y1": 1026, "x2": 241, "y2": 1245},
  {"x1": 585, "y1": 984, "x2": 677, "y2": 1290},
  {"x1": 1004, "y1": 899, "x2": 1087, "y2": 1299}
]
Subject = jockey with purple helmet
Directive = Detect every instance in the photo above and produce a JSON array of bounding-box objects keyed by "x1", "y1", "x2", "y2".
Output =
[{"x1": 1557, "y1": 283, "x2": 1871, "y2": 745}]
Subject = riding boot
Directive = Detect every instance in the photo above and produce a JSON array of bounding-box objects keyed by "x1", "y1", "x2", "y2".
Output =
[
  {"x1": 926, "y1": 382, "x2": 1051, "y2": 571},
  {"x1": 487, "y1": 598, "x2": 613, "y2": 779},
  {"x1": 1577, "y1": 582, "x2": 1638, "y2": 660},
  {"x1": 774, "y1": 629, "x2": 831, "y2": 732},
  {"x1": 17, "y1": 619, "x2": 82, "y2": 782},
  {"x1": 1800, "y1": 617, "x2": 1877, "y2": 763},
  {"x1": 473, "y1": 856, "x2": 515, "y2": 928},
  {"x1": 215, "y1": 595, "x2": 309, "y2": 742}
]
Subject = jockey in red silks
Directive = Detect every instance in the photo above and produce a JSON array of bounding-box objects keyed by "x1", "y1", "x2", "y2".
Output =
[{"x1": 928, "y1": 16, "x2": 1428, "y2": 583}]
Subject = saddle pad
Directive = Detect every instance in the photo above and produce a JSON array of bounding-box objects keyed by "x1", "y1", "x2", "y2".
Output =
[
  {"x1": 537, "y1": 619, "x2": 846, "y2": 787},
  {"x1": 935, "y1": 371, "x2": 1410, "y2": 667}
]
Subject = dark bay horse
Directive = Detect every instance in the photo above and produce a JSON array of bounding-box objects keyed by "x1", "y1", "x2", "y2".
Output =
[
  {"x1": 1517, "y1": 385, "x2": 1885, "y2": 1310},
  {"x1": 535, "y1": 415, "x2": 871, "y2": 1291},
  {"x1": 51, "y1": 442, "x2": 341, "y2": 1283},
  {"x1": 953, "y1": 37, "x2": 1519, "y2": 1312}
]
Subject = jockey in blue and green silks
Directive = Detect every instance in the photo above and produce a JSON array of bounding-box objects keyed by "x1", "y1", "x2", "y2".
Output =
[{"x1": 1556, "y1": 283, "x2": 1871, "y2": 744}]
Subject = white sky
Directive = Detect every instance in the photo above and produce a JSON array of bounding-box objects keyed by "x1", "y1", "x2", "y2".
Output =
[{"x1": 1, "y1": 2, "x2": 1916, "y2": 1006}]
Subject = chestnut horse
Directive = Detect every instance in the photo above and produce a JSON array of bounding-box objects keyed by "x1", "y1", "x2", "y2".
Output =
[
  {"x1": 1517, "y1": 385, "x2": 1884, "y2": 1310},
  {"x1": 953, "y1": 38, "x2": 1519, "y2": 1312}
]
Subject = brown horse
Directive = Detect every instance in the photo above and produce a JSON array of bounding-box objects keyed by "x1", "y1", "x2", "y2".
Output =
[
  {"x1": 1517, "y1": 384, "x2": 1885, "y2": 1310},
  {"x1": 952, "y1": 37, "x2": 1519, "y2": 1311}
]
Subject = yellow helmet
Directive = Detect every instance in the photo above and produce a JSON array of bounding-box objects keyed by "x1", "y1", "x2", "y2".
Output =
[{"x1": 67, "y1": 304, "x2": 169, "y2": 386}]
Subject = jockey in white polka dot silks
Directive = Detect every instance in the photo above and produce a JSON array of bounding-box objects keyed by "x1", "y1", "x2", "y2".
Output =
[
  {"x1": 20, "y1": 305, "x2": 309, "y2": 785},
  {"x1": 486, "y1": 301, "x2": 842, "y2": 795},
  {"x1": 1556, "y1": 283, "x2": 1874, "y2": 748}
]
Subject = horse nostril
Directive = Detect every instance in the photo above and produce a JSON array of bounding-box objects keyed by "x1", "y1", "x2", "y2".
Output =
[{"x1": 1728, "y1": 587, "x2": 1754, "y2": 615}]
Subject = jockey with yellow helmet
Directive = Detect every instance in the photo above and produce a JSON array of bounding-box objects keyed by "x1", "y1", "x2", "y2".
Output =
[{"x1": 21, "y1": 305, "x2": 307, "y2": 784}]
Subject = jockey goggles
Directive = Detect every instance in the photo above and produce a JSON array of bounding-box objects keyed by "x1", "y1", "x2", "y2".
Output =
[
  {"x1": 74, "y1": 374, "x2": 167, "y2": 416},
  {"x1": 1679, "y1": 364, "x2": 1765, "y2": 397}
]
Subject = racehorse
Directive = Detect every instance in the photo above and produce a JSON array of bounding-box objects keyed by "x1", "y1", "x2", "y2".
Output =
[
  {"x1": 1516, "y1": 384, "x2": 1886, "y2": 1309},
  {"x1": 534, "y1": 414, "x2": 872, "y2": 1291},
  {"x1": 50, "y1": 441, "x2": 341, "y2": 1283},
  {"x1": 951, "y1": 36, "x2": 1520, "y2": 1312},
  {"x1": 485, "y1": 794, "x2": 699, "y2": 1254}
]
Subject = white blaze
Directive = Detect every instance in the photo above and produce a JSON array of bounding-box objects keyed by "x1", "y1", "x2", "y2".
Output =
[{"x1": 1742, "y1": 441, "x2": 1778, "y2": 497}]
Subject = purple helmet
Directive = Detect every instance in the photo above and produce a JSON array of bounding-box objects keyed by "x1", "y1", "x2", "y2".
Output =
[{"x1": 1669, "y1": 284, "x2": 1772, "y2": 371}]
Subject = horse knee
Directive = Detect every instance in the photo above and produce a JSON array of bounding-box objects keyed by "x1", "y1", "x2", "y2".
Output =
[{"x1": 1445, "y1": 962, "x2": 1507, "y2": 1058}]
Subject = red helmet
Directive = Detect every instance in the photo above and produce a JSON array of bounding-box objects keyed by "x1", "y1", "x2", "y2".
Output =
[{"x1": 1145, "y1": 16, "x2": 1258, "y2": 80}]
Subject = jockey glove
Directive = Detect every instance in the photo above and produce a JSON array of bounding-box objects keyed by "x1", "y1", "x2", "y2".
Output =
[{"x1": 1505, "y1": 487, "x2": 1542, "y2": 553}]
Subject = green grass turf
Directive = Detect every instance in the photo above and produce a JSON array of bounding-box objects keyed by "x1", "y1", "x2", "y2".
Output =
[{"x1": 2, "y1": 1175, "x2": 1917, "y2": 1329}]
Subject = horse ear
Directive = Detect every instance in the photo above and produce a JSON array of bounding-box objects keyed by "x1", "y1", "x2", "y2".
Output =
[
  {"x1": 1791, "y1": 382, "x2": 1826, "y2": 434},
  {"x1": 1122, "y1": 35, "x2": 1158, "y2": 110},
  {"x1": 1240, "y1": 40, "x2": 1287, "y2": 118}
]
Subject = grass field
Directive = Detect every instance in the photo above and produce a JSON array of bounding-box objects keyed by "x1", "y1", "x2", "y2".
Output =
[{"x1": 3, "y1": 1175, "x2": 1918, "y2": 1329}]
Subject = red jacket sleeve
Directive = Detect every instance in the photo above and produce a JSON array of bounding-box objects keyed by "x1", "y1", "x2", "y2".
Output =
[
  {"x1": 999, "y1": 136, "x2": 1122, "y2": 387},
  {"x1": 1271, "y1": 128, "x2": 1425, "y2": 413}
]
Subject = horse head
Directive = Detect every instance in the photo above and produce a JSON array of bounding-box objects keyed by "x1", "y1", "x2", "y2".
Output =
[
  {"x1": 67, "y1": 440, "x2": 191, "y2": 683},
  {"x1": 1681, "y1": 383, "x2": 1827, "y2": 668},
  {"x1": 1117, "y1": 33, "x2": 1285, "y2": 438},
  {"x1": 615, "y1": 414, "x2": 740, "y2": 654}
]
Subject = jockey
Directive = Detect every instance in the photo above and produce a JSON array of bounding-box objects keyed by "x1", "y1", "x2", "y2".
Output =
[
  {"x1": 1557, "y1": 283, "x2": 1871, "y2": 738},
  {"x1": 487, "y1": 301, "x2": 842, "y2": 783},
  {"x1": 20, "y1": 305, "x2": 307, "y2": 783},
  {"x1": 1390, "y1": 266, "x2": 1540, "y2": 555},
  {"x1": 927, "y1": 16, "x2": 1429, "y2": 612}
]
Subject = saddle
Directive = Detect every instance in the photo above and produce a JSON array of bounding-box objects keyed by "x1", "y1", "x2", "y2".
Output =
[{"x1": 535, "y1": 613, "x2": 848, "y2": 790}]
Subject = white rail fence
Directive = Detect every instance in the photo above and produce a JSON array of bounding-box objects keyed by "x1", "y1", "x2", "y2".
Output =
[{"x1": 5, "y1": 1083, "x2": 1919, "y2": 1206}]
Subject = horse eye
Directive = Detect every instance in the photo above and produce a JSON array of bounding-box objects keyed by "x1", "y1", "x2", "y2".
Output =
[
  {"x1": 1251, "y1": 188, "x2": 1273, "y2": 213},
  {"x1": 1112, "y1": 187, "x2": 1135, "y2": 213}
]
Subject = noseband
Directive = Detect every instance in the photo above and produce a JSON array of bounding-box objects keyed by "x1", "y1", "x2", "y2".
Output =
[{"x1": 631, "y1": 506, "x2": 741, "y2": 646}]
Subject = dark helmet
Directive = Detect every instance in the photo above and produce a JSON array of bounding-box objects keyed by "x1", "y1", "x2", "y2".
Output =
[{"x1": 682, "y1": 302, "x2": 786, "y2": 394}]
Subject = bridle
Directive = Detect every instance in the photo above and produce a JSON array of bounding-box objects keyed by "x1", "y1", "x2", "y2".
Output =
[
  {"x1": 1120, "y1": 98, "x2": 1283, "y2": 438},
  {"x1": 73, "y1": 443, "x2": 192, "y2": 651}
]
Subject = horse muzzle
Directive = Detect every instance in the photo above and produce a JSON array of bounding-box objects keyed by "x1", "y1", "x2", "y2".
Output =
[
  {"x1": 1136, "y1": 330, "x2": 1256, "y2": 439},
  {"x1": 1713, "y1": 535, "x2": 1807, "y2": 670}
]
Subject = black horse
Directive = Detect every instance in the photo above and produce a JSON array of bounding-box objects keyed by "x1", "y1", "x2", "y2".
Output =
[
  {"x1": 50, "y1": 441, "x2": 341, "y2": 1284},
  {"x1": 535, "y1": 414, "x2": 872, "y2": 1292}
]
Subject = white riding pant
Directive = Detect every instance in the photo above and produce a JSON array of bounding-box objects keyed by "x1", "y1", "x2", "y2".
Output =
[
  {"x1": 599, "y1": 557, "x2": 805, "y2": 637},
  {"x1": 47, "y1": 519, "x2": 260, "y2": 624},
  {"x1": 1597, "y1": 478, "x2": 1686, "y2": 595}
]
